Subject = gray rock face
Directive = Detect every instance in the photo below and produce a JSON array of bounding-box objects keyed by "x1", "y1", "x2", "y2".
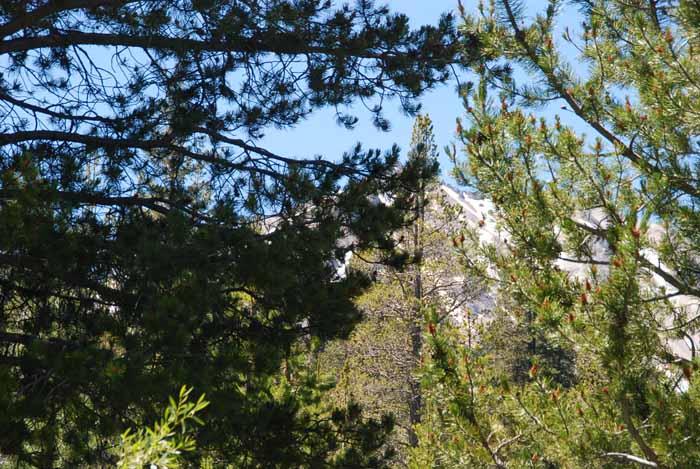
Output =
[{"x1": 439, "y1": 185, "x2": 699, "y2": 363}]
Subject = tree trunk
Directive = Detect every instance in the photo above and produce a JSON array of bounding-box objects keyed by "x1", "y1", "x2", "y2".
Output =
[{"x1": 408, "y1": 182, "x2": 424, "y2": 447}]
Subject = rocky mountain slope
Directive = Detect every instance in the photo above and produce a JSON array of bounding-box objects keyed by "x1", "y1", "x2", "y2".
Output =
[{"x1": 439, "y1": 184, "x2": 698, "y2": 362}]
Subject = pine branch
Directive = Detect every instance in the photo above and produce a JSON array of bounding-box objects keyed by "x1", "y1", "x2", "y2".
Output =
[{"x1": 603, "y1": 452, "x2": 659, "y2": 467}]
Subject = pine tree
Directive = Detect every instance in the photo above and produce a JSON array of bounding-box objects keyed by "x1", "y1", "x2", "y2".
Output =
[
  {"x1": 0, "y1": 1, "x2": 476, "y2": 466},
  {"x1": 414, "y1": 0, "x2": 700, "y2": 467},
  {"x1": 320, "y1": 116, "x2": 483, "y2": 465},
  {"x1": 406, "y1": 115, "x2": 437, "y2": 448}
]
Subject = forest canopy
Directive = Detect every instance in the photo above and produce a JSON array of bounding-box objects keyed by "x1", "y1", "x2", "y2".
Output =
[
  {"x1": 412, "y1": 0, "x2": 700, "y2": 467},
  {"x1": 0, "y1": 1, "x2": 472, "y2": 467},
  {"x1": 4, "y1": 0, "x2": 700, "y2": 468}
]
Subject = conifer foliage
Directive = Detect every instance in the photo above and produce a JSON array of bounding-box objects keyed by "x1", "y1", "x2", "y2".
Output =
[
  {"x1": 320, "y1": 116, "x2": 480, "y2": 465},
  {"x1": 0, "y1": 1, "x2": 470, "y2": 466},
  {"x1": 414, "y1": 0, "x2": 700, "y2": 467}
]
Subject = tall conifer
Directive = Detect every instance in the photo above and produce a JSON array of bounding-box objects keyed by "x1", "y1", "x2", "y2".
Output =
[
  {"x1": 0, "y1": 2, "x2": 474, "y2": 466},
  {"x1": 414, "y1": 1, "x2": 700, "y2": 467}
]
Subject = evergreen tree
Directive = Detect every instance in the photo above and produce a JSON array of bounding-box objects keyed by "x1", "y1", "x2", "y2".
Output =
[
  {"x1": 414, "y1": 0, "x2": 700, "y2": 467},
  {"x1": 0, "y1": 1, "x2": 476, "y2": 466},
  {"x1": 320, "y1": 116, "x2": 483, "y2": 466}
]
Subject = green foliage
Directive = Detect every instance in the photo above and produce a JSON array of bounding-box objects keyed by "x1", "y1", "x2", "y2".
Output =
[
  {"x1": 230, "y1": 340, "x2": 397, "y2": 469},
  {"x1": 414, "y1": 0, "x2": 700, "y2": 467},
  {"x1": 319, "y1": 278, "x2": 415, "y2": 465},
  {"x1": 0, "y1": 2, "x2": 469, "y2": 467},
  {"x1": 320, "y1": 116, "x2": 484, "y2": 465},
  {"x1": 117, "y1": 386, "x2": 209, "y2": 469},
  {"x1": 486, "y1": 304, "x2": 577, "y2": 389}
]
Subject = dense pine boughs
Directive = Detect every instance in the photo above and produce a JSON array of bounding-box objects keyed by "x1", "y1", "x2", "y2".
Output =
[
  {"x1": 319, "y1": 117, "x2": 482, "y2": 465},
  {"x1": 0, "y1": 1, "x2": 473, "y2": 466},
  {"x1": 413, "y1": 0, "x2": 700, "y2": 467}
]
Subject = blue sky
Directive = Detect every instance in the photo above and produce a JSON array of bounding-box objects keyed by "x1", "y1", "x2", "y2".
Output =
[
  {"x1": 257, "y1": 1, "x2": 588, "y2": 184},
  {"x1": 257, "y1": 1, "x2": 467, "y2": 182}
]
